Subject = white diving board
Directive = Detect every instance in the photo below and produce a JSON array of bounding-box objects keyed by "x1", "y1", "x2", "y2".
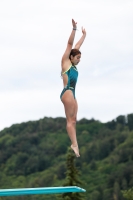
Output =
[{"x1": 0, "y1": 186, "x2": 86, "y2": 196}]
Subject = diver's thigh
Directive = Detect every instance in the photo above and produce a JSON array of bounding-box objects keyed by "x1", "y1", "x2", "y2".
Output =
[{"x1": 61, "y1": 90, "x2": 76, "y2": 119}]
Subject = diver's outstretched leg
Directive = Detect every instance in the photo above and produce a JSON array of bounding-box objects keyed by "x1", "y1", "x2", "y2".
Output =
[{"x1": 61, "y1": 90, "x2": 80, "y2": 157}]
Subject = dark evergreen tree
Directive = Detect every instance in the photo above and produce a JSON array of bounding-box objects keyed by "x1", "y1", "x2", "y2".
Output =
[
  {"x1": 127, "y1": 114, "x2": 133, "y2": 131},
  {"x1": 116, "y1": 115, "x2": 126, "y2": 126},
  {"x1": 58, "y1": 147, "x2": 86, "y2": 200}
]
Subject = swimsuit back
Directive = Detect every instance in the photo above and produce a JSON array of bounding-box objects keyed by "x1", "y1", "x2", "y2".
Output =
[
  {"x1": 62, "y1": 65, "x2": 78, "y2": 90},
  {"x1": 60, "y1": 65, "x2": 78, "y2": 99}
]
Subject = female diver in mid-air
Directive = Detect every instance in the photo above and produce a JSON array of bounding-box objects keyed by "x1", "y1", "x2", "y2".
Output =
[{"x1": 60, "y1": 19, "x2": 86, "y2": 157}]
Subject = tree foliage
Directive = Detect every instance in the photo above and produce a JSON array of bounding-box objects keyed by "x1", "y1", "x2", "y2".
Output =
[
  {"x1": 58, "y1": 148, "x2": 86, "y2": 200},
  {"x1": 122, "y1": 187, "x2": 133, "y2": 200},
  {"x1": 0, "y1": 114, "x2": 133, "y2": 200}
]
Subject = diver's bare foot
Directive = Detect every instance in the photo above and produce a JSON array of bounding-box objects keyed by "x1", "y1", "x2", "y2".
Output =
[{"x1": 71, "y1": 145, "x2": 80, "y2": 157}]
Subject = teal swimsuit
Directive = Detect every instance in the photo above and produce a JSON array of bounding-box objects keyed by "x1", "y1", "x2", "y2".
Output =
[{"x1": 60, "y1": 65, "x2": 78, "y2": 99}]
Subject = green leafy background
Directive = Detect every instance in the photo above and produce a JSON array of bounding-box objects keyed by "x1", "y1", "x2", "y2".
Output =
[{"x1": 0, "y1": 114, "x2": 133, "y2": 200}]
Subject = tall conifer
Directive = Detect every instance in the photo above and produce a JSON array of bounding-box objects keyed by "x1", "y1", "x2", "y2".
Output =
[{"x1": 58, "y1": 147, "x2": 86, "y2": 200}]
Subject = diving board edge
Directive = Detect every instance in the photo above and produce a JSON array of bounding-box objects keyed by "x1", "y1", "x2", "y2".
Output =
[{"x1": 0, "y1": 186, "x2": 86, "y2": 196}]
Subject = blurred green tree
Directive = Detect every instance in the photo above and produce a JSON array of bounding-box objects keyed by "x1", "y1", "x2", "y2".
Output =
[
  {"x1": 122, "y1": 187, "x2": 133, "y2": 200},
  {"x1": 57, "y1": 147, "x2": 86, "y2": 200},
  {"x1": 127, "y1": 114, "x2": 133, "y2": 131}
]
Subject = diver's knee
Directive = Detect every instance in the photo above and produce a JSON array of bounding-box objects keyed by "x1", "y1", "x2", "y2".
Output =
[
  {"x1": 67, "y1": 118, "x2": 76, "y2": 126},
  {"x1": 72, "y1": 119, "x2": 76, "y2": 124},
  {"x1": 66, "y1": 118, "x2": 75, "y2": 125},
  {"x1": 72, "y1": 115, "x2": 77, "y2": 124}
]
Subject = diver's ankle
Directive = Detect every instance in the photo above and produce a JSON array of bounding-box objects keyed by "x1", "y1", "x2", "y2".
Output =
[{"x1": 71, "y1": 144, "x2": 78, "y2": 147}]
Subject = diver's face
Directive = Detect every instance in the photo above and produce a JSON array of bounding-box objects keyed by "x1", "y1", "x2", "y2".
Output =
[{"x1": 71, "y1": 54, "x2": 81, "y2": 65}]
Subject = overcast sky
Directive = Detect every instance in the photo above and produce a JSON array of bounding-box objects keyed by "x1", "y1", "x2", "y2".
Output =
[{"x1": 0, "y1": 0, "x2": 133, "y2": 130}]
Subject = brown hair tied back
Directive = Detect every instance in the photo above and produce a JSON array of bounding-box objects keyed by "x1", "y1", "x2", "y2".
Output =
[{"x1": 69, "y1": 49, "x2": 81, "y2": 60}]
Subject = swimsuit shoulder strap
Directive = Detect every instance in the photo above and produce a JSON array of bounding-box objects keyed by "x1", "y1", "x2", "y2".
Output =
[{"x1": 62, "y1": 65, "x2": 72, "y2": 75}]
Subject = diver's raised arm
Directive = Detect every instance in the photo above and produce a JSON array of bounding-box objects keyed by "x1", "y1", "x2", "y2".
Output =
[
  {"x1": 62, "y1": 19, "x2": 77, "y2": 63},
  {"x1": 74, "y1": 27, "x2": 86, "y2": 50}
]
